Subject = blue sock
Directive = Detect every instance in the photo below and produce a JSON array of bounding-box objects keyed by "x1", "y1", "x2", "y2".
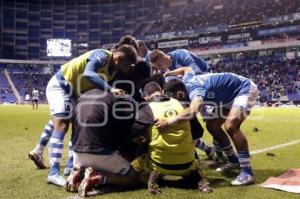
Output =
[
  {"x1": 50, "y1": 163, "x2": 60, "y2": 176},
  {"x1": 34, "y1": 120, "x2": 53, "y2": 154},
  {"x1": 195, "y1": 139, "x2": 212, "y2": 155},
  {"x1": 222, "y1": 145, "x2": 239, "y2": 164},
  {"x1": 238, "y1": 151, "x2": 253, "y2": 176},
  {"x1": 66, "y1": 140, "x2": 73, "y2": 169},
  {"x1": 213, "y1": 140, "x2": 223, "y2": 158},
  {"x1": 49, "y1": 130, "x2": 65, "y2": 176}
]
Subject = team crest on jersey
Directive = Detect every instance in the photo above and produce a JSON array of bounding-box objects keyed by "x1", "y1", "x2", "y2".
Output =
[{"x1": 164, "y1": 109, "x2": 178, "y2": 118}]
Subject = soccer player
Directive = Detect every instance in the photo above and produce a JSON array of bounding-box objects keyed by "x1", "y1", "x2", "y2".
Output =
[
  {"x1": 150, "y1": 49, "x2": 211, "y2": 74},
  {"x1": 131, "y1": 82, "x2": 211, "y2": 194},
  {"x1": 32, "y1": 88, "x2": 39, "y2": 110},
  {"x1": 137, "y1": 40, "x2": 152, "y2": 63},
  {"x1": 116, "y1": 35, "x2": 139, "y2": 51},
  {"x1": 66, "y1": 88, "x2": 140, "y2": 196},
  {"x1": 115, "y1": 60, "x2": 151, "y2": 103},
  {"x1": 29, "y1": 45, "x2": 137, "y2": 186},
  {"x1": 164, "y1": 79, "x2": 216, "y2": 159},
  {"x1": 155, "y1": 67, "x2": 259, "y2": 186}
]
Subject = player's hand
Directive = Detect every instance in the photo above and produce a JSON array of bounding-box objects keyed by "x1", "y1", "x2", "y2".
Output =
[
  {"x1": 110, "y1": 88, "x2": 127, "y2": 96},
  {"x1": 154, "y1": 119, "x2": 170, "y2": 131}
]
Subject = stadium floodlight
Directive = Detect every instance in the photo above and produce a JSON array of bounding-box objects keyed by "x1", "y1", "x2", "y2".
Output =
[{"x1": 47, "y1": 39, "x2": 72, "y2": 57}]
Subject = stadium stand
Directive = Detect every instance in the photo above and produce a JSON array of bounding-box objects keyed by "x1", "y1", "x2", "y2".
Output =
[
  {"x1": 213, "y1": 56, "x2": 300, "y2": 102},
  {"x1": 0, "y1": 70, "x2": 16, "y2": 103},
  {"x1": 136, "y1": 0, "x2": 300, "y2": 36}
]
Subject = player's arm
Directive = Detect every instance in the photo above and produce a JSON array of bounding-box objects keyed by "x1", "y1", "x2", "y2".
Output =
[
  {"x1": 164, "y1": 67, "x2": 193, "y2": 77},
  {"x1": 83, "y1": 51, "x2": 112, "y2": 91},
  {"x1": 155, "y1": 96, "x2": 203, "y2": 130}
]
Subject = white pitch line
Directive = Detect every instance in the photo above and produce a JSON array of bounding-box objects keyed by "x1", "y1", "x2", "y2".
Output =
[{"x1": 250, "y1": 139, "x2": 300, "y2": 155}]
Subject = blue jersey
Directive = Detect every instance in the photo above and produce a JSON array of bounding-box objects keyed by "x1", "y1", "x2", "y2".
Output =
[
  {"x1": 144, "y1": 50, "x2": 152, "y2": 63},
  {"x1": 168, "y1": 49, "x2": 210, "y2": 74},
  {"x1": 183, "y1": 72, "x2": 251, "y2": 105}
]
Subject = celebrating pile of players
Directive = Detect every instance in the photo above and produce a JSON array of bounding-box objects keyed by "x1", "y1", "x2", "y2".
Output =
[{"x1": 28, "y1": 35, "x2": 259, "y2": 197}]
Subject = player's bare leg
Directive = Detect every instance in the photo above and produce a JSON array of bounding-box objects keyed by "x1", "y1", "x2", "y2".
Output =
[
  {"x1": 223, "y1": 107, "x2": 254, "y2": 185},
  {"x1": 206, "y1": 118, "x2": 240, "y2": 172}
]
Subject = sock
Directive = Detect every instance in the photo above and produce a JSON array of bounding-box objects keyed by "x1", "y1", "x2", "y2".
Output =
[
  {"x1": 99, "y1": 176, "x2": 108, "y2": 185},
  {"x1": 222, "y1": 145, "x2": 239, "y2": 164},
  {"x1": 195, "y1": 139, "x2": 212, "y2": 156},
  {"x1": 33, "y1": 120, "x2": 54, "y2": 154},
  {"x1": 66, "y1": 140, "x2": 74, "y2": 169},
  {"x1": 49, "y1": 130, "x2": 65, "y2": 176},
  {"x1": 238, "y1": 151, "x2": 253, "y2": 176},
  {"x1": 213, "y1": 140, "x2": 224, "y2": 158}
]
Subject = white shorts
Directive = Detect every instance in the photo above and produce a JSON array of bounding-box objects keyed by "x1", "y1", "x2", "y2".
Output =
[
  {"x1": 225, "y1": 81, "x2": 260, "y2": 111},
  {"x1": 46, "y1": 76, "x2": 73, "y2": 118},
  {"x1": 73, "y1": 151, "x2": 131, "y2": 175}
]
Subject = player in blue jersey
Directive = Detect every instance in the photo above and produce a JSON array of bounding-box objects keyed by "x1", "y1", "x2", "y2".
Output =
[
  {"x1": 137, "y1": 40, "x2": 152, "y2": 63},
  {"x1": 155, "y1": 67, "x2": 259, "y2": 186},
  {"x1": 28, "y1": 45, "x2": 138, "y2": 187},
  {"x1": 150, "y1": 49, "x2": 211, "y2": 74}
]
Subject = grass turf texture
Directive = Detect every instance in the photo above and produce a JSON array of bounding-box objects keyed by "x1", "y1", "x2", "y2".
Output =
[{"x1": 0, "y1": 105, "x2": 300, "y2": 199}]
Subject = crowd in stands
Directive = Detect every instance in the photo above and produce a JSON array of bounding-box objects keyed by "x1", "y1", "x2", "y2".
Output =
[
  {"x1": 213, "y1": 56, "x2": 300, "y2": 102},
  {"x1": 1, "y1": 54, "x2": 300, "y2": 104},
  {"x1": 0, "y1": 66, "x2": 53, "y2": 103},
  {"x1": 0, "y1": 70, "x2": 16, "y2": 103},
  {"x1": 142, "y1": 0, "x2": 300, "y2": 35}
]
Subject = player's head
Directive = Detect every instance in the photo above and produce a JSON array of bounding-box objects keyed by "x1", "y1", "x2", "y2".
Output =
[
  {"x1": 143, "y1": 82, "x2": 163, "y2": 101},
  {"x1": 131, "y1": 60, "x2": 151, "y2": 88},
  {"x1": 113, "y1": 44, "x2": 138, "y2": 74},
  {"x1": 150, "y1": 49, "x2": 171, "y2": 71},
  {"x1": 137, "y1": 40, "x2": 149, "y2": 57},
  {"x1": 164, "y1": 79, "x2": 189, "y2": 102},
  {"x1": 118, "y1": 35, "x2": 139, "y2": 52},
  {"x1": 143, "y1": 74, "x2": 166, "y2": 89}
]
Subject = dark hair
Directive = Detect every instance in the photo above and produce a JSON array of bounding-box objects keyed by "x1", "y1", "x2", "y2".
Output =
[
  {"x1": 164, "y1": 79, "x2": 189, "y2": 102},
  {"x1": 117, "y1": 44, "x2": 138, "y2": 65},
  {"x1": 132, "y1": 60, "x2": 151, "y2": 80},
  {"x1": 143, "y1": 82, "x2": 162, "y2": 97},
  {"x1": 143, "y1": 74, "x2": 166, "y2": 90},
  {"x1": 118, "y1": 35, "x2": 138, "y2": 51}
]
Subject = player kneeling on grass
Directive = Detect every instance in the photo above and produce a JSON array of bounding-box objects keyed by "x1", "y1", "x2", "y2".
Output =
[
  {"x1": 131, "y1": 82, "x2": 212, "y2": 194},
  {"x1": 66, "y1": 89, "x2": 141, "y2": 197},
  {"x1": 28, "y1": 45, "x2": 137, "y2": 187},
  {"x1": 155, "y1": 67, "x2": 259, "y2": 186}
]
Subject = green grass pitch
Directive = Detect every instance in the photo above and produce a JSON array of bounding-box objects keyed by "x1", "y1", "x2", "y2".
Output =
[{"x1": 0, "y1": 105, "x2": 300, "y2": 199}]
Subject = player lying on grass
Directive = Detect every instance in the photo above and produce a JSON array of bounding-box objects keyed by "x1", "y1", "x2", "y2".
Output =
[
  {"x1": 150, "y1": 48, "x2": 211, "y2": 75},
  {"x1": 29, "y1": 44, "x2": 137, "y2": 187},
  {"x1": 131, "y1": 82, "x2": 212, "y2": 194},
  {"x1": 156, "y1": 67, "x2": 259, "y2": 186},
  {"x1": 66, "y1": 88, "x2": 142, "y2": 197}
]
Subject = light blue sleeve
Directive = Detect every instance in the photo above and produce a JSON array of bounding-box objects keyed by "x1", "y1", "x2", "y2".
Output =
[
  {"x1": 83, "y1": 50, "x2": 112, "y2": 90},
  {"x1": 183, "y1": 72, "x2": 206, "y2": 100}
]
